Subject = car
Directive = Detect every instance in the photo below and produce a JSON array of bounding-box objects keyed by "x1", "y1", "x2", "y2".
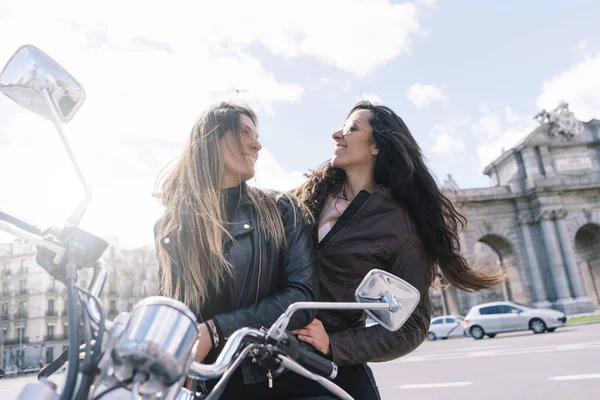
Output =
[
  {"x1": 427, "y1": 314, "x2": 468, "y2": 341},
  {"x1": 464, "y1": 301, "x2": 567, "y2": 340}
]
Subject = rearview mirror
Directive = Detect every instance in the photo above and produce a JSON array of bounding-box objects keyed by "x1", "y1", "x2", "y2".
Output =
[
  {"x1": 0, "y1": 44, "x2": 90, "y2": 228},
  {"x1": 0, "y1": 44, "x2": 85, "y2": 123},
  {"x1": 355, "y1": 269, "x2": 420, "y2": 331}
]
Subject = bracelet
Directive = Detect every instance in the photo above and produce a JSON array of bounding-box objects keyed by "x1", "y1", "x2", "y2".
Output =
[
  {"x1": 206, "y1": 319, "x2": 220, "y2": 348},
  {"x1": 203, "y1": 321, "x2": 215, "y2": 349}
]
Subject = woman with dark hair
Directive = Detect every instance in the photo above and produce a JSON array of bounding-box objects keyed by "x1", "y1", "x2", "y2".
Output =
[
  {"x1": 290, "y1": 101, "x2": 506, "y2": 398},
  {"x1": 153, "y1": 102, "x2": 320, "y2": 399}
]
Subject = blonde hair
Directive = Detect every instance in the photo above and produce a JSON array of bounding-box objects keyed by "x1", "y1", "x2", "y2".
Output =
[{"x1": 154, "y1": 102, "x2": 289, "y2": 313}]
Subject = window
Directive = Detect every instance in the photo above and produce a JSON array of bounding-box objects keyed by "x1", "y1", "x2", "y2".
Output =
[
  {"x1": 479, "y1": 306, "x2": 497, "y2": 315},
  {"x1": 47, "y1": 325, "x2": 54, "y2": 340},
  {"x1": 445, "y1": 318, "x2": 456, "y2": 323},
  {"x1": 2, "y1": 282, "x2": 8, "y2": 295},
  {"x1": 48, "y1": 299, "x2": 55, "y2": 313},
  {"x1": 127, "y1": 303, "x2": 133, "y2": 312},
  {"x1": 431, "y1": 319, "x2": 444, "y2": 325},
  {"x1": 497, "y1": 305, "x2": 520, "y2": 314},
  {"x1": 19, "y1": 280, "x2": 26, "y2": 293},
  {"x1": 46, "y1": 347, "x2": 54, "y2": 364},
  {"x1": 2, "y1": 303, "x2": 7, "y2": 318},
  {"x1": 20, "y1": 260, "x2": 27, "y2": 271},
  {"x1": 17, "y1": 327, "x2": 24, "y2": 340},
  {"x1": 109, "y1": 300, "x2": 117, "y2": 313}
]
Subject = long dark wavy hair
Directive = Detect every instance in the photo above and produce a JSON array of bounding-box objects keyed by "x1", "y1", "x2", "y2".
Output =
[{"x1": 292, "y1": 101, "x2": 506, "y2": 292}]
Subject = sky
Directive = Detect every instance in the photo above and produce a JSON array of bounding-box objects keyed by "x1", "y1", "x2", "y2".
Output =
[{"x1": 1, "y1": 0, "x2": 599, "y2": 249}]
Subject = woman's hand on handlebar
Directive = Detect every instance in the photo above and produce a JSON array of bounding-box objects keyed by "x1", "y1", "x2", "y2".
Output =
[{"x1": 292, "y1": 318, "x2": 331, "y2": 356}]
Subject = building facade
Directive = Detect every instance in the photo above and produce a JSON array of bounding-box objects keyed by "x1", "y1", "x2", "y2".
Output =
[
  {"x1": 430, "y1": 104, "x2": 600, "y2": 317},
  {"x1": 0, "y1": 239, "x2": 158, "y2": 372}
]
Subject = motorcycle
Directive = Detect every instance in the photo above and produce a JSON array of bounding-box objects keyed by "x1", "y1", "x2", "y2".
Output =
[{"x1": 0, "y1": 44, "x2": 421, "y2": 400}]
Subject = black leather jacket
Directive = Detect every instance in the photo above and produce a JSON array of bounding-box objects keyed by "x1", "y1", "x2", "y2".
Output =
[{"x1": 155, "y1": 192, "x2": 319, "y2": 384}]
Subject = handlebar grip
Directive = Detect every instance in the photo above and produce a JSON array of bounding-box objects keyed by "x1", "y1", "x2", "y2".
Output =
[
  {"x1": 296, "y1": 347, "x2": 338, "y2": 380},
  {"x1": 0, "y1": 210, "x2": 41, "y2": 235}
]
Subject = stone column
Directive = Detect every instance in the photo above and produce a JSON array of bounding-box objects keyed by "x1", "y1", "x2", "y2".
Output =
[
  {"x1": 554, "y1": 210, "x2": 595, "y2": 313},
  {"x1": 518, "y1": 214, "x2": 551, "y2": 308},
  {"x1": 537, "y1": 210, "x2": 575, "y2": 312},
  {"x1": 538, "y1": 146, "x2": 556, "y2": 178},
  {"x1": 520, "y1": 148, "x2": 542, "y2": 189},
  {"x1": 443, "y1": 287, "x2": 461, "y2": 315}
]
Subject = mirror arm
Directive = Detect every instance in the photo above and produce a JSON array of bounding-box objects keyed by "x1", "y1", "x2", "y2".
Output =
[
  {"x1": 266, "y1": 302, "x2": 392, "y2": 341},
  {"x1": 40, "y1": 88, "x2": 92, "y2": 228}
]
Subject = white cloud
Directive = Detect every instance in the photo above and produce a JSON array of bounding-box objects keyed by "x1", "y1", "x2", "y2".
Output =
[
  {"x1": 474, "y1": 106, "x2": 537, "y2": 168},
  {"x1": 428, "y1": 117, "x2": 469, "y2": 154},
  {"x1": 427, "y1": 106, "x2": 536, "y2": 167},
  {"x1": 407, "y1": 82, "x2": 447, "y2": 109},
  {"x1": 536, "y1": 51, "x2": 600, "y2": 122},
  {"x1": 250, "y1": 148, "x2": 305, "y2": 192}
]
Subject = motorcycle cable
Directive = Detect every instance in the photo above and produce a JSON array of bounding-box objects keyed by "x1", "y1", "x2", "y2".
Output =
[
  {"x1": 61, "y1": 277, "x2": 81, "y2": 400},
  {"x1": 75, "y1": 285, "x2": 105, "y2": 365},
  {"x1": 74, "y1": 290, "x2": 94, "y2": 400}
]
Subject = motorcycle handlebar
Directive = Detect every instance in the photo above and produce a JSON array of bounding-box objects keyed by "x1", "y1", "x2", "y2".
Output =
[
  {"x1": 188, "y1": 327, "x2": 266, "y2": 380},
  {"x1": 296, "y1": 347, "x2": 338, "y2": 380},
  {"x1": 0, "y1": 210, "x2": 42, "y2": 235}
]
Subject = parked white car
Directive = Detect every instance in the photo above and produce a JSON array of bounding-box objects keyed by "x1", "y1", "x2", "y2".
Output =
[
  {"x1": 427, "y1": 315, "x2": 468, "y2": 341},
  {"x1": 464, "y1": 301, "x2": 567, "y2": 339}
]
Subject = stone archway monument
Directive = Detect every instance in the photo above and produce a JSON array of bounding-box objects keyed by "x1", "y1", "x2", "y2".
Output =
[{"x1": 440, "y1": 103, "x2": 599, "y2": 316}]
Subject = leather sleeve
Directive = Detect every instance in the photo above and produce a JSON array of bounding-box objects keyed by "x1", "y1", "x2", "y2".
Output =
[
  {"x1": 328, "y1": 238, "x2": 431, "y2": 365},
  {"x1": 213, "y1": 195, "x2": 319, "y2": 338}
]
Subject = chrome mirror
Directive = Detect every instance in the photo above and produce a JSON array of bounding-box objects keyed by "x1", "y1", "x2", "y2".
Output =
[
  {"x1": 0, "y1": 44, "x2": 91, "y2": 228},
  {"x1": 0, "y1": 44, "x2": 85, "y2": 123},
  {"x1": 355, "y1": 269, "x2": 420, "y2": 331}
]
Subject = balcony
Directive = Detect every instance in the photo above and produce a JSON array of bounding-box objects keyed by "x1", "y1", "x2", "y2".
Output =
[
  {"x1": 1, "y1": 269, "x2": 11, "y2": 277},
  {"x1": 47, "y1": 286, "x2": 58, "y2": 294},
  {"x1": 3, "y1": 337, "x2": 29, "y2": 345},
  {"x1": 45, "y1": 310, "x2": 58, "y2": 317},
  {"x1": 0, "y1": 290, "x2": 10, "y2": 298},
  {"x1": 1, "y1": 314, "x2": 11, "y2": 321},
  {"x1": 14, "y1": 311, "x2": 28, "y2": 320},
  {"x1": 15, "y1": 289, "x2": 29, "y2": 297}
]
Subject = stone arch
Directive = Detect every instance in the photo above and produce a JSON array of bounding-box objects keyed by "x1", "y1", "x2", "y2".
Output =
[
  {"x1": 570, "y1": 208, "x2": 600, "y2": 237},
  {"x1": 574, "y1": 223, "x2": 600, "y2": 308},
  {"x1": 471, "y1": 233, "x2": 528, "y2": 305}
]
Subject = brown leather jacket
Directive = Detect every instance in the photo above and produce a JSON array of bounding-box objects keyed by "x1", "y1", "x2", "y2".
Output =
[{"x1": 316, "y1": 186, "x2": 432, "y2": 366}]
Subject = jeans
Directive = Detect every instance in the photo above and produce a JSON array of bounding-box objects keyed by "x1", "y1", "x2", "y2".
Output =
[{"x1": 200, "y1": 363, "x2": 381, "y2": 399}]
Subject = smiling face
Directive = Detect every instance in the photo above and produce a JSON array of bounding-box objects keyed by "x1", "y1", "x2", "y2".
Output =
[
  {"x1": 220, "y1": 113, "x2": 262, "y2": 187},
  {"x1": 330, "y1": 108, "x2": 379, "y2": 171}
]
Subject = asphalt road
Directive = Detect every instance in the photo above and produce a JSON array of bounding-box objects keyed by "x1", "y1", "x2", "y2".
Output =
[
  {"x1": 1, "y1": 324, "x2": 599, "y2": 399},
  {"x1": 370, "y1": 323, "x2": 600, "y2": 400}
]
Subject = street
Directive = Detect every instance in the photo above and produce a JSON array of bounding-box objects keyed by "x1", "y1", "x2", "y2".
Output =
[
  {"x1": 1, "y1": 324, "x2": 599, "y2": 399},
  {"x1": 370, "y1": 323, "x2": 600, "y2": 400}
]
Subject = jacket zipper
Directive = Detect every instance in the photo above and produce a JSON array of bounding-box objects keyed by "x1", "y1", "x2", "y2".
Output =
[{"x1": 255, "y1": 234, "x2": 262, "y2": 303}]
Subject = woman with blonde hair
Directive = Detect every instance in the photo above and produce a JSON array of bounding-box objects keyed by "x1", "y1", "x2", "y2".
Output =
[{"x1": 154, "y1": 102, "x2": 320, "y2": 398}]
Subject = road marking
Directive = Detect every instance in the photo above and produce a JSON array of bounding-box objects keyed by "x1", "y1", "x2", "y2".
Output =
[
  {"x1": 548, "y1": 374, "x2": 600, "y2": 381},
  {"x1": 391, "y1": 341, "x2": 600, "y2": 363},
  {"x1": 398, "y1": 381, "x2": 473, "y2": 389}
]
